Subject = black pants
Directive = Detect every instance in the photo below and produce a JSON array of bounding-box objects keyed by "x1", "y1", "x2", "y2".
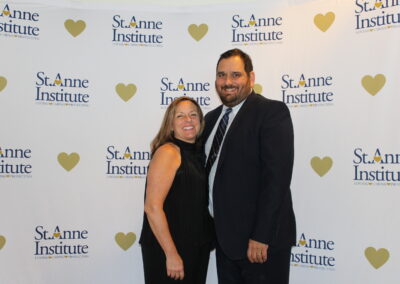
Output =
[
  {"x1": 141, "y1": 242, "x2": 211, "y2": 284},
  {"x1": 216, "y1": 244, "x2": 292, "y2": 284}
]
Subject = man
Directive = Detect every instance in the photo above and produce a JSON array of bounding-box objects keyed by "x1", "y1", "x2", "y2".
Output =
[{"x1": 203, "y1": 48, "x2": 296, "y2": 284}]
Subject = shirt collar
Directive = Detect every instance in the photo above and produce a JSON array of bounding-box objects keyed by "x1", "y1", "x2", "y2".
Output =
[{"x1": 221, "y1": 91, "x2": 250, "y2": 115}]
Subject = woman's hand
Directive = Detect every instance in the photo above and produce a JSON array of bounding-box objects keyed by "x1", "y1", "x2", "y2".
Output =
[{"x1": 166, "y1": 252, "x2": 184, "y2": 280}]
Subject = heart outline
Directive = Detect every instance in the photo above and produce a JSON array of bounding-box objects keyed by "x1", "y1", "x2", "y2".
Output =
[
  {"x1": 365, "y1": 247, "x2": 389, "y2": 269},
  {"x1": 115, "y1": 83, "x2": 137, "y2": 102},
  {"x1": 0, "y1": 76, "x2": 7, "y2": 92},
  {"x1": 57, "y1": 152, "x2": 80, "y2": 171},
  {"x1": 361, "y1": 74, "x2": 386, "y2": 96},
  {"x1": 115, "y1": 232, "x2": 136, "y2": 251},
  {"x1": 188, "y1": 24, "x2": 208, "y2": 41},
  {"x1": 64, "y1": 19, "x2": 86, "y2": 37},
  {"x1": 314, "y1": 12, "x2": 335, "y2": 32},
  {"x1": 253, "y1": 83, "x2": 263, "y2": 95},
  {"x1": 0, "y1": 235, "x2": 6, "y2": 250},
  {"x1": 310, "y1": 156, "x2": 333, "y2": 177}
]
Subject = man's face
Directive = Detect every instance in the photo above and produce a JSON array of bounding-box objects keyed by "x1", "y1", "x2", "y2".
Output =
[{"x1": 215, "y1": 55, "x2": 254, "y2": 107}]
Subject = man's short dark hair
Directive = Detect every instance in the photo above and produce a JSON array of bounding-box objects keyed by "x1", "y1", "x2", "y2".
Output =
[{"x1": 216, "y1": 48, "x2": 253, "y2": 76}]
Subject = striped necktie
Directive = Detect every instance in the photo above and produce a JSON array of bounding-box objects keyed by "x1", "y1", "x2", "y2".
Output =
[{"x1": 205, "y1": 107, "x2": 232, "y2": 175}]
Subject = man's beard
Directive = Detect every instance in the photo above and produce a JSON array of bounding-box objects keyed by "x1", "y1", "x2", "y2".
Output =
[{"x1": 217, "y1": 83, "x2": 251, "y2": 107}]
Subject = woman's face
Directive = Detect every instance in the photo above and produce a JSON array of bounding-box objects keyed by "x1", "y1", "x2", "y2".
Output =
[{"x1": 172, "y1": 100, "x2": 201, "y2": 143}]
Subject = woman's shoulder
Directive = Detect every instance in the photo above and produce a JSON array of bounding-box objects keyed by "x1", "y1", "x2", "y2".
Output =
[
  {"x1": 152, "y1": 142, "x2": 181, "y2": 164},
  {"x1": 157, "y1": 142, "x2": 180, "y2": 153}
]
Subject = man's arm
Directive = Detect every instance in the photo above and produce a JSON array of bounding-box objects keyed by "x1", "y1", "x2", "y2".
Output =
[{"x1": 250, "y1": 101, "x2": 294, "y2": 257}]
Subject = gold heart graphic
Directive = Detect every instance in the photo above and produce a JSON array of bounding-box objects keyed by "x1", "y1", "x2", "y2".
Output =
[
  {"x1": 115, "y1": 232, "x2": 136, "y2": 251},
  {"x1": 0, "y1": 235, "x2": 6, "y2": 250},
  {"x1": 3, "y1": 11, "x2": 10, "y2": 16},
  {"x1": 115, "y1": 83, "x2": 137, "y2": 102},
  {"x1": 375, "y1": 2, "x2": 382, "y2": 8},
  {"x1": 362, "y1": 74, "x2": 386, "y2": 96},
  {"x1": 365, "y1": 247, "x2": 389, "y2": 269},
  {"x1": 0, "y1": 76, "x2": 7, "y2": 92},
  {"x1": 310, "y1": 156, "x2": 333, "y2": 177},
  {"x1": 249, "y1": 20, "x2": 256, "y2": 26},
  {"x1": 253, "y1": 83, "x2": 263, "y2": 94},
  {"x1": 64, "y1": 19, "x2": 86, "y2": 37},
  {"x1": 374, "y1": 156, "x2": 381, "y2": 163},
  {"x1": 299, "y1": 240, "x2": 306, "y2": 246},
  {"x1": 130, "y1": 22, "x2": 136, "y2": 27},
  {"x1": 54, "y1": 80, "x2": 61, "y2": 85},
  {"x1": 188, "y1": 24, "x2": 208, "y2": 41},
  {"x1": 314, "y1": 12, "x2": 335, "y2": 32},
  {"x1": 298, "y1": 80, "x2": 305, "y2": 86},
  {"x1": 53, "y1": 232, "x2": 61, "y2": 238},
  {"x1": 124, "y1": 153, "x2": 131, "y2": 158},
  {"x1": 178, "y1": 84, "x2": 184, "y2": 90},
  {"x1": 57, "y1": 152, "x2": 80, "y2": 171}
]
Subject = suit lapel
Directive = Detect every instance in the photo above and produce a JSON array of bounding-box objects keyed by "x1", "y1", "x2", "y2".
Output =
[
  {"x1": 215, "y1": 92, "x2": 256, "y2": 170},
  {"x1": 203, "y1": 105, "x2": 223, "y2": 141}
]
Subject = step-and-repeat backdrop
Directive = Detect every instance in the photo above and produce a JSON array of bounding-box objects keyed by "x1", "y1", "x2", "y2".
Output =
[{"x1": 1, "y1": 0, "x2": 399, "y2": 283}]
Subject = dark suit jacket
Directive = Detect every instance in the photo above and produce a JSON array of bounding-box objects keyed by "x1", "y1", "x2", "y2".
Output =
[{"x1": 203, "y1": 92, "x2": 296, "y2": 260}]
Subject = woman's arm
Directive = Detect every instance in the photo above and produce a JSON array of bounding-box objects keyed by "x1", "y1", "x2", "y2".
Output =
[{"x1": 143, "y1": 143, "x2": 184, "y2": 280}]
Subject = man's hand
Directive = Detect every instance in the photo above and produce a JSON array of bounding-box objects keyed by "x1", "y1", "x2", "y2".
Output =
[{"x1": 247, "y1": 239, "x2": 269, "y2": 263}]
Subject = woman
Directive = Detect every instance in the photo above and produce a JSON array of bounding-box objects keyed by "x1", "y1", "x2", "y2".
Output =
[{"x1": 139, "y1": 97, "x2": 213, "y2": 283}]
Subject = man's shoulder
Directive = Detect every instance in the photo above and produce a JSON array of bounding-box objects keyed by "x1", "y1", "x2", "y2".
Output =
[
  {"x1": 248, "y1": 93, "x2": 288, "y2": 112},
  {"x1": 204, "y1": 105, "x2": 223, "y2": 121}
]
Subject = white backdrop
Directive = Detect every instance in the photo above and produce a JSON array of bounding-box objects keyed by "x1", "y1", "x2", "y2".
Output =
[{"x1": 1, "y1": 0, "x2": 399, "y2": 283}]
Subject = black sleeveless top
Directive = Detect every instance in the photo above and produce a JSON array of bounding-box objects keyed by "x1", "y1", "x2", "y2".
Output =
[{"x1": 139, "y1": 138, "x2": 213, "y2": 250}]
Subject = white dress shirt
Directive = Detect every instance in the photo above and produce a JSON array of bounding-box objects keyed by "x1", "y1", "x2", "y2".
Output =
[{"x1": 205, "y1": 99, "x2": 246, "y2": 216}]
